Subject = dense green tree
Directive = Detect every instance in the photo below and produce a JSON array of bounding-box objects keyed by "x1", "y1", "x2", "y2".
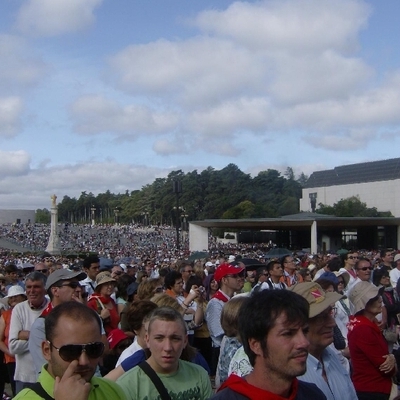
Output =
[
  {"x1": 317, "y1": 196, "x2": 393, "y2": 217},
  {"x1": 36, "y1": 208, "x2": 51, "y2": 223}
]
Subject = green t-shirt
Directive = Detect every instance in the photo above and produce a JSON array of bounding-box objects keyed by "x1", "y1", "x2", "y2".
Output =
[
  {"x1": 14, "y1": 364, "x2": 126, "y2": 400},
  {"x1": 117, "y1": 359, "x2": 213, "y2": 400}
]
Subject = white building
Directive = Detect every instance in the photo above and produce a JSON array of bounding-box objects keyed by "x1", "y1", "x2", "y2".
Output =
[
  {"x1": 300, "y1": 157, "x2": 400, "y2": 217},
  {"x1": 0, "y1": 209, "x2": 36, "y2": 224}
]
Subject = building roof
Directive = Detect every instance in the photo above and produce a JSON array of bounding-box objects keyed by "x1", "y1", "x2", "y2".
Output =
[
  {"x1": 190, "y1": 214, "x2": 400, "y2": 230},
  {"x1": 305, "y1": 157, "x2": 400, "y2": 188}
]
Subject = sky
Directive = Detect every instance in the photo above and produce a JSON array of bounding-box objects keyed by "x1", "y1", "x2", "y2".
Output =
[{"x1": 1, "y1": 0, "x2": 400, "y2": 210}]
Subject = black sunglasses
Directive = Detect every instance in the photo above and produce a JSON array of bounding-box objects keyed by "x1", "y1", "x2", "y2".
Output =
[
  {"x1": 55, "y1": 282, "x2": 80, "y2": 289},
  {"x1": 49, "y1": 341, "x2": 104, "y2": 362},
  {"x1": 36, "y1": 269, "x2": 48, "y2": 273},
  {"x1": 357, "y1": 267, "x2": 373, "y2": 271}
]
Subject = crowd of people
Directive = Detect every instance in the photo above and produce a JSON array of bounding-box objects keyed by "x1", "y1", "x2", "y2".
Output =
[{"x1": 1, "y1": 225, "x2": 400, "y2": 398}]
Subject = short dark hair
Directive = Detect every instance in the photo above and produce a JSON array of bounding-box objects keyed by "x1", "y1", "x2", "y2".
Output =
[
  {"x1": 4, "y1": 264, "x2": 18, "y2": 274},
  {"x1": 45, "y1": 301, "x2": 101, "y2": 343},
  {"x1": 186, "y1": 275, "x2": 203, "y2": 294},
  {"x1": 164, "y1": 271, "x2": 182, "y2": 290},
  {"x1": 83, "y1": 255, "x2": 100, "y2": 269},
  {"x1": 126, "y1": 300, "x2": 158, "y2": 331},
  {"x1": 147, "y1": 306, "x2": 186, "y2": 335},
  {"x1": 380, "y1": 249, "x2": 392, "y2": 258},
  {"x1": 239, "y1": 290, "x2": 309, "y2": 366},
  {"x1": 326, "y1": 257, "x2": 342, "y2": 272},
  {"x1": 266, "y1": 260, "x2": 280, "y2": 272}
]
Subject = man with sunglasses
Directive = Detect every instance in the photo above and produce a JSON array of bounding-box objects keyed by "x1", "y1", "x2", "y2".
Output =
[
  {"x1": 34, "y1": 262, "x2": 50, "y2": 277},
  {"x1": 29, "y1": 268, "x2": 88, "y2": 378},
  {"x1": 291, "y1": 282, "x2": 358, "y2": 400},
  {"x1": 14, "y1": 302, "x2": 125, "y2": 400},
  {"x1": 205, "y1": 263, "x2": 245, "y2": 377}
]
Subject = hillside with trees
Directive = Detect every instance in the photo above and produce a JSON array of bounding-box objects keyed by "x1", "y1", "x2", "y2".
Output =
[{"x1": 37, "y1": 164, "x2": 306, "y2": 224}]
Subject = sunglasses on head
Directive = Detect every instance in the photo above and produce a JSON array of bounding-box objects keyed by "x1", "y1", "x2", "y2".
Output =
[{"x1": 49, "y1": 341, "x2": 104, "y2": 362}]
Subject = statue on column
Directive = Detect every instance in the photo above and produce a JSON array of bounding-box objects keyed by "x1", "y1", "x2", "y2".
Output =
[{"x1": 46, "y1": 194, "x2": 61, "y2": 255}]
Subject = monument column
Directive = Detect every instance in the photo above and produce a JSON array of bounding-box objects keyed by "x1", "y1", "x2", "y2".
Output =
[{"x1": 45, "y1": 194, "x2": 61, "y2": 255}]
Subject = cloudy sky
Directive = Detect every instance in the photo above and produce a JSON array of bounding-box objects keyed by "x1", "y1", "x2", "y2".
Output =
[{"x1": 1, "y1": 0, "x2": 399, "y2": 210}]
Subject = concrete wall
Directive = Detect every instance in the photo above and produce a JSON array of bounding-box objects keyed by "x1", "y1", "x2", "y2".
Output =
[
  {"x1": 0, "y1": 210, "x2": 36, "y2": 224},
  {"x1": 300, "y1": 178, "x2": 400, "y2": 217}
]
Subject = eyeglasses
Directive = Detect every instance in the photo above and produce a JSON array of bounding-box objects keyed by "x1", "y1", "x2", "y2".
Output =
[
  {"x1": 357, "y1": 267, "x2": 373, "y2": 271},
  {"x1": 36, "y1": 269, "x2": 48, "y2": 273},
  {"x1": 55, "y1": 282, "x2": 81, "y2": 289},
  {"x1": 348, "y1": 256, "x2": 359, "y2": 260},
  {"x1": 154, "y1": 286, "x2": 164, "y2": 293},
  {"x1": 49, "y1": 341, "x2": 104, "y2": 362}
]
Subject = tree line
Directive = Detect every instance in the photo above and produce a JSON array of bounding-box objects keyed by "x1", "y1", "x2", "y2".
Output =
[
  {"x1": 36, "y1": 164, "x2": 307, "y2": 224},
  {"x1": 35, "y1": 164, "x2": 392, "y2": 224}
]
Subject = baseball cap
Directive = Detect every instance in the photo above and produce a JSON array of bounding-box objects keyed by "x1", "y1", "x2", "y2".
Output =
[
  {"x1": 214, "y1": 263, "x2": 245, "y2": 282},
  {"x1": 394, "y1": 254, "x2": 400, "y2": 262},
  {"x1": 348, "y1": 281, "x2": 384, "y2": 314},
  {"x1": 45, "y1": 269, "x2": 87, "y2": 290},
  {"x1": 107, "y1": 329, "x2": 129, "y2": 350},
  {"x1": 289, "y1": 282, "x2": 344, "y2": 318}
]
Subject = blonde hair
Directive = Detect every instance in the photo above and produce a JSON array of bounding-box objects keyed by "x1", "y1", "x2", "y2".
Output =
[
  {"x1": 221, "y1": 296, "x2": 247, "y2": 339},
  {"x1": 150, "y1": 293, "x2": 184, "y2": 314}
]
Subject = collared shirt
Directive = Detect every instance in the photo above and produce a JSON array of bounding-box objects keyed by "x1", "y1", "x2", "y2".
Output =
[
  {"x1": 205, "y1": 290, "x2": 230, "y2": 347},
  {"x1": 298, "y1": 346, "x2": 357, "y2": 400},
  {"x1": 80, "y1": 277, "x2": 97, "y2": 297},
  {"x1": 13, "y1": 364, "x2": 126, "y2": 400}
]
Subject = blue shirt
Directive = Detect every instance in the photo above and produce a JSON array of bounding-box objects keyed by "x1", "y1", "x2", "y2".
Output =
[{"x1": 298, "y1": 346, "x2": 357, "y2": 400}]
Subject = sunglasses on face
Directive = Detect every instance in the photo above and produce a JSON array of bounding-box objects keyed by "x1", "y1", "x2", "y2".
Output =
[
  {"x1": 48, "y1": 342, "x2": 104, "y2": 362},
  {"x1": 49, "y1": 341, "x2": 104, "y2": 362},
  {"x1": 36, "y1": 269, "x2": 48, "y2": 273},
  {"x1": 357, "y1": 267, "x2": 373, "y2": 271},
  {"x1": 55, "y1": 282, "x2": 80, "y2": 289}
]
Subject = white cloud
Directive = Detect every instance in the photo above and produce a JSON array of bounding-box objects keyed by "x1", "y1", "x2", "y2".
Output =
[
  {"x1": 0, "y1": 97, "x2": 24, "y2": 137},
  {"x1": 0, "y1": 150, "x2": 30, "y2": 176},
  {"x1": 104, "y1": 0, "x2": 386, "y2": 153},
  {"x1": 193, "y1": 0, "x2": 370, "y2": 54},
  {"x1": 70, "y1": 95, "x2": 179, "y2": 137},
  {"x1": 0, "y1": 34, "x2": 47, "y2": 91},
  {"x1": 0, "y1": 160, "x2": 170, "y2": 209},
  {"x1": 15, "y1": 0, "x2": 102, "y2": 37},
  {"x1": 108, "y1": 37, "x2": 264, "y2": 105}
]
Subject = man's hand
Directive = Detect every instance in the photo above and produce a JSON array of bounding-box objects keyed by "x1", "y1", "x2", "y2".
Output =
[
  {"x1": 18, "y1": 330, "x2": 30, "y2": 340},
  {"x1": 54, "y1": 360, "x2": 91, "y2": 400}
]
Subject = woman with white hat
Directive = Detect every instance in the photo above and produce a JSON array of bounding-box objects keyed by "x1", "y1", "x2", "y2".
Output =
[
  {"x1": 0, "y1": 285, "x2": 27, "y2": 397},
  {"x1": 348, "y1": 281, "x2": 396, "y2": 400}
]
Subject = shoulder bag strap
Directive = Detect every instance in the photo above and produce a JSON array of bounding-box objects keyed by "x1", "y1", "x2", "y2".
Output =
[
  {"x1": 30, "y1": 382, "x2": 54, "y2": 400},
  {"x1": 138, "y1": 361, "x2": 172, "y2": 400}
]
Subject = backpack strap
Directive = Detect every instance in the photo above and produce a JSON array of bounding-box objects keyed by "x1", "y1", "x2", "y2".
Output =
[
  {"x1": 29, "y1": 382, "x2": 54, "y2": 400},
  {"x1": 138, "y1": 361, "x2": 172, "y2": 400}
]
